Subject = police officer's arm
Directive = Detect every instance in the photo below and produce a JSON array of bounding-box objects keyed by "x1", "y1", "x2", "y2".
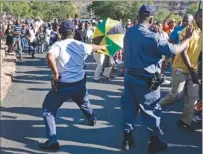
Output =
[
  {"x1": 157, "y1": 24, "x2": 194, "y2": 57},
  {"x1": 92, "y1": 44, "x2": 106, "y2": 52},
  {"x1": 82, "y1": 43, "x2": 106, "y2": 56},
  {"x1": 46, "y1": 45, "x2": 60, "y2": 80}
]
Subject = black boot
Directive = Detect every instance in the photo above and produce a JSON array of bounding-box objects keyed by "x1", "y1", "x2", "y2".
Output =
[
  {"x1": 148, "y1": 136, "x2": 167, "y2": 153},
  {"x1": 122, "y1": 131, "x2": 134, "y2": 151},
  {"x1": 38, "y1": 140, "x2": 59, "y2": 150}
]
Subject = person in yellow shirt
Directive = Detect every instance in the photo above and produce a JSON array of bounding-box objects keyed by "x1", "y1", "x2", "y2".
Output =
[{"x1": 160, "y1": 9, "x2": 202, "y2": 131}]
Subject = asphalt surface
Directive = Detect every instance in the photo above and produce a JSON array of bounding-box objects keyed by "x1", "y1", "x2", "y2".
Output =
[{"x1": 0, "y1": 53, "x2": 202, "y2": 154}]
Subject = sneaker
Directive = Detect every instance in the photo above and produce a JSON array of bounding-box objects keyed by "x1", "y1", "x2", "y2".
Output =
[
  {"x1": 38, "y1": 140, "x2": 59, "y2": 150},
  {"x1": 88, "y1": 117, "x2": 97, "y2": 126},
  {"x1": 94, "y1": 79, "x2": 102, "y2": 83},
  {"x1": 192, "y1": 115, "x2": 202, "y2": 123}
]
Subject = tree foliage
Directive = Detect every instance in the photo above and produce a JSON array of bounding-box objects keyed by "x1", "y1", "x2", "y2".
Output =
[
  {"x1": 88, "y1": 1, "x2": 184, "y2": 23},
  {"x1": 0, "y1": 1, "x2": 77, "y2": 21},
  {"x1": 187, "y1": 3, "x2": 198, "y2": 15},
  {"x1": 155, "y1": 9, "x2": 170, "y2": 22},
  {"x1": 87, "y1": 1, "x2": 143, "y2": 22},
  {"x1": 155, "y1": 8, "x2": 182, "y2": 23}
]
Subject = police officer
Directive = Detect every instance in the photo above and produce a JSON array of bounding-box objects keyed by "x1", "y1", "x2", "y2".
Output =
[
  {"x1": 39, "y1": 21, "x2": 106, "y2": 150},
  {"x1": 121, "y1": 4, "x2": 194, "y2": 153}
]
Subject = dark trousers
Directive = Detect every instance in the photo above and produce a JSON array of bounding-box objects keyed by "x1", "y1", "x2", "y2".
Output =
[
  {"x1": 42, "y1": 79, "x2": 94, "y2": 143},
  {"x1": 121, "y1": 72, "x2": 163, "y2": 137}
]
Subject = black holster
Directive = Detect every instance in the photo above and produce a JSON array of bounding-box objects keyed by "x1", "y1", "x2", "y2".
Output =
[
  {"x1": 148, "y1": 72, "x2": 165, "y2": 91},
  {"x1": 128, "y1": 71, "x2": 165, "y2": 92}
]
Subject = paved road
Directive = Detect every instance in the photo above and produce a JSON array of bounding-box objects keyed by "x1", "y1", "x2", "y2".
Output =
[{"x1": 0, "y1": 54, "x2": 202, "y2": 154}]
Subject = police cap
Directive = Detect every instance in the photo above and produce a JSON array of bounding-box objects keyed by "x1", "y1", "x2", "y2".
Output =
[{"x1": 138, "y1": 4, "x2": 156, "y2": 17}]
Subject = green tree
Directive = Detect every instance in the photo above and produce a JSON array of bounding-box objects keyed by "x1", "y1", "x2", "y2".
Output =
[
  {"x1": 155, "y1": 9, "x2": 170, "y2": 22},
  {"x1": 0, "y1": 1, "x2": 13, "y2": 14},
  {"x1": 0, "y1": 1, "x2": 77, "y2": 21},
  {"x1": 155, "y1": 8, "x2": 182, "y2": 23},
  {"x1": 11, "y1": 2, "x2": 31, "y2": 18},
  {"x1": 87, "y1": 1, "x2": 142, "y2": 21},
  {"x1": 187, "y1": 3, "x2": 199, "y2": 15}
]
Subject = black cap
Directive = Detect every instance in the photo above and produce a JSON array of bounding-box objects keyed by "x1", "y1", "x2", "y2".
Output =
[
  {"x1": 62, "y1": 20, "x2": 75, "y2": 31},
  {"x1": 138, "y1": 4, "x2": 156, "y2": 17}
]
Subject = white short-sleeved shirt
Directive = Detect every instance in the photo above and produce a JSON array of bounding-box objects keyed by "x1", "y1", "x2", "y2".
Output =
[
  {"x1": 48, "y1": 39, "x2": 92, "y2": 83},
  {"x1": 29, "y1": 29, "x2": 36, "y2": 42}
]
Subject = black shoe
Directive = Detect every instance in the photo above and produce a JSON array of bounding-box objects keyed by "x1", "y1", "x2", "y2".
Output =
[
  {"x1": 148, "y1": 136, "x2": 167, "y2": 153},
  {"x1": 94, "y1": 79, "x2": 102, "y2": 83},
  {"x1": 88, "y1": 117, "x2": 97, "y2": 126},
  {"x1": 122, "y1": 131, "x2": 134, "y2": 151},
  {"x1": 38, "y1": 140, "x2": 59, "y2": 150},
  {"x1": 177, "y1": 120, "x2": 195, "y2": 131}
]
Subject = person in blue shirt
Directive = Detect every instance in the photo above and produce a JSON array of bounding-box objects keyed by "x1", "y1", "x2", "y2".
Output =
[
  {"x1": 162, "y1": 14, "x2": 194, "y2": 73},
  {"x1": 170, "y1": 14, "x2": 193, "y2": 44},
  {"x1": 121, "y1": 4, "x2": 194, "y2": 153}
]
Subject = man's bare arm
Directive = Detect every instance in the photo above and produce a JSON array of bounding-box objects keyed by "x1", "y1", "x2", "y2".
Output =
[
  {"x1": 46, "y1": 53, "x2": 58, "y2": 76},
  {"x1": 92, "y1": 44, "x2": 106, "y2": 52},
  {"x1": 181, "y1": 47, "x2": 199, "y2": 84}
]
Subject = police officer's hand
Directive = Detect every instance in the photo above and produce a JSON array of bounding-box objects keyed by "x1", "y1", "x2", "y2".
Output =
[
  {"x1": 184, "y1": 24, "x2": 194, "y2": 40},
  {"x1": 53, "y1": 73, "x2": 59, "y2": 81},
  {"x1": 100, "y1": 45, "x2": 107, "y2": 51}
]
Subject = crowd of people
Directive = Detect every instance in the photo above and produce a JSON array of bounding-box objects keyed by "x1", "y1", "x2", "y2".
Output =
[
  {"x1": 0, "y1": 4, "x2": 202, "y2": 154},
  {"x1": 0, "y1": 14, "x2": 97, "y2": 59}
]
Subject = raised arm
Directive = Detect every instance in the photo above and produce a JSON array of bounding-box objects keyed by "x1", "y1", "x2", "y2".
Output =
[
  {"x1": 92, "y1": 44, "x2": 106, "y2": 52},
  {"x1": 163, "y1": 12, "x2": 173, "y2": 25}
]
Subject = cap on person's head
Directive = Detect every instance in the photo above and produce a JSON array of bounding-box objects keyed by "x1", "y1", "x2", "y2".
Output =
[
  {"x1": 183, "y1": 14, "x2": 194, "y2": 22},
  {"x1": 138, "y1": 4, "x2": 156, "y2": 17},
  {"x1": 62, "y1": 20, "x2": 75, "y2": 31}
]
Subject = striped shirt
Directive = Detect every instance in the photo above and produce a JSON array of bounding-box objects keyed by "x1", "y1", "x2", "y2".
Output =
[{"x1": 12, "y1": 24, "x2": 22, "y2": 37}]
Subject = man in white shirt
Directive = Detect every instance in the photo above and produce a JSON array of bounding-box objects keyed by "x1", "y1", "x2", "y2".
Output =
[
  {"x1": 39, "y1": 21, "x2": 106, "y2": 150},
  {"x1": 34, "y1": 17, "x2": 44, "y2": 33}
]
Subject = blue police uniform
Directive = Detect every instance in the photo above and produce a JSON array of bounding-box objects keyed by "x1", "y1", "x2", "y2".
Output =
[
  {"x1": 39, "y1": 22, "x2": 96, "y2": 149},
  {"x1": 122, "y1": 23, "x2": 175, "y2": 136}
]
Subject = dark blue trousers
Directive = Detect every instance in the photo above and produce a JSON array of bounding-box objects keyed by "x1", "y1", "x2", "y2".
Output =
[
  {"x1": 42, "y1": 79, "x2": 94, "y2": 143},
  {"x1": 121, "y1": 72, "x2": 163, "y2": 137}
]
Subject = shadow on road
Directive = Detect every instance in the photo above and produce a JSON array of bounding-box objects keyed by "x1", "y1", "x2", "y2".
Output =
[{"x1": 0, "y1": 55, "x2": 202, "y2": 154}]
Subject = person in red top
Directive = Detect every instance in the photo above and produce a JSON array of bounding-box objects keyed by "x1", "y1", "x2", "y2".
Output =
[{"x1": 162, "y1": 12, "x2": 176, "y2": 36}]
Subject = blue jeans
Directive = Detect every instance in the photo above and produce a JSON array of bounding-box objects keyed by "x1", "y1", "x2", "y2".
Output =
[
  {"x1": 42, "y1": 79, "x2": 95, "y2": 143},
  {"x1": 121, "y1": 72, "x2": 163, "y2": 137},
  {"x1": 21, "y1": 37, "x2": 28, "y2": 51},
  {"x1": 12, "y1": 37, "x2": 22, "y2": 57}
]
